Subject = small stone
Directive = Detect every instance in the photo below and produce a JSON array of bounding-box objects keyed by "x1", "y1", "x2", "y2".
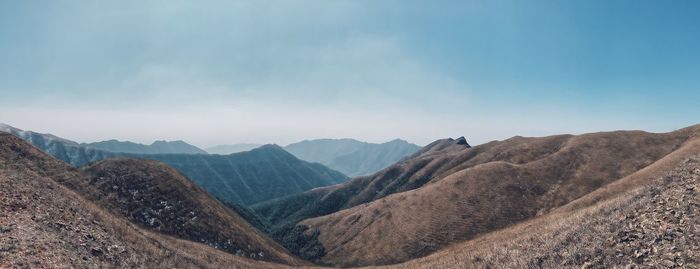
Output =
[
  {"x1": 91, "y1": 247, "x2": 103, "y2": 256},
  {"x1": 660, "y1": 259, "x2": 675, "y2": 267}
]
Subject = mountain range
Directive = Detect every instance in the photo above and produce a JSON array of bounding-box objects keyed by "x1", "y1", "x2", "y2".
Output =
[
  {"x1": 0, "y1": 132, "x2": 303, "y2": 268},
  {"x1": 2, "y1": 123, "x2": 700, "y2": 268},
  {"x1": 129, "y1": 145, "x2": 348, "y2": 205},
  {"x1": 0, "y1": 123, "x2": 113, "y2": 167},
  {"x1": 0, "y1": 124, "x2": 347, "y2": 205},
  {"x1": 284, "y1": 138, "x2": 422, "y2": 177},
  {"x1": 83, "y1": 139, "x2": 207, "y2": 154},
  {"x1": 205, "y1": 139, "x2": 422, "y2": 178}
]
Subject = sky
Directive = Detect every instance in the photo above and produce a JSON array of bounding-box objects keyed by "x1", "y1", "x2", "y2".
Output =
[{"x1": 1, "y1": 0, "x2": 699, "y2": 147}]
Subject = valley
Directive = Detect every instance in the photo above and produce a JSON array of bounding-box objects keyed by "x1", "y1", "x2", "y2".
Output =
[{"x1": 2, "y1": 125, "x2": 699, "y2": 268}]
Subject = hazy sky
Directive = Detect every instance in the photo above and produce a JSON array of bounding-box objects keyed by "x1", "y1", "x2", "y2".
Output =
[{"x1": 1, "y1": 1, "x2": 699, "y2": 147}]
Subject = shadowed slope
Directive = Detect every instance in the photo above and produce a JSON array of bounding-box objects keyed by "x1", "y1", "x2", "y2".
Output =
[
  {"x1": 0, "y1": 133, "x2": 291, "y2": 268},
  {"x1": 136, "y1": 144, "x2": 348, "y2": 205},
  {"x1": 77, "y1": 158, "x2": 303, "y2": 265}
]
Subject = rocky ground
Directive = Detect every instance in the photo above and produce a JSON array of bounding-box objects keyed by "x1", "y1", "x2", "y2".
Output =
[{"x1": 606, "y1": 158, "x2": 700, "y2": 268}]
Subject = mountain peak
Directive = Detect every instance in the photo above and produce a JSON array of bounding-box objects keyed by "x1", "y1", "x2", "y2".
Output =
[
  {"x1": 386, "y1": 138, "x2": 408, "y2": 144},
  {"x1": 258, "y1": 143, "x2": 284, "y2": 150},
  {"x1": 455, "y1": 136, "x2": 470, "y2": 147}
]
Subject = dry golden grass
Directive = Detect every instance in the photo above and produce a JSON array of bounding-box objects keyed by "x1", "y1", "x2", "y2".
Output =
[
  {"x1": 298, "y1": 126, "x2": 700, "y2": 267},
  {"x1": 377, "y1": 134, "x2": 700, "y2": 269},
  {"x1": 4, "y1": 125, "x2": 700, "y2": 269}
]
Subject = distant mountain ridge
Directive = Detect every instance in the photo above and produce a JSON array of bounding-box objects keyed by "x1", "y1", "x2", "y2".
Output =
[
  {"x1": 0, "y1": 123, "x2": 113, "y2": 166},
  {"x1": 83, "y1": 139, "x2": 207, "y2": 154},
  {"x1": 0, "y1": 123, "x2": 348, "y2": 205},
  {"x1": 284, "y1": 138, "x2": 421, "y2": 177},
  {"x1": 130, "y1": 144, "x2": 348, "y2": 205},
  {"x1": 206, "y1": 143, "x2": 264, "y2": 154}
]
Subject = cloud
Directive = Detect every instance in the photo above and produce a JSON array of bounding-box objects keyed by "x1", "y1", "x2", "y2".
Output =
[{"x1": 2, "y1": 1, "x2": 697, "y2": 146}]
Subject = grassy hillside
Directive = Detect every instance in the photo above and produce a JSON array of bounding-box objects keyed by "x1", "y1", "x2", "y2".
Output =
[
  {"x1": 256, "y1": 126, "x2": 700, "y2": 267},
  {"x1": 78, "y1": 158, "x2": 302, "y2": 264},
  {"x1": 0, "y1": 133, "x2": 294, "y2": 268},
  {"x1": 381, "y1": 134, "x2": 700, "y2": 269}
]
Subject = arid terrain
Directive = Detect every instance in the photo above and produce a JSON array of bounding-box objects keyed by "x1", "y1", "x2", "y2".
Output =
[
  {"x1": 2, "y1": 126, "x2": 700, "y2": 268},
  {"x1": 257, "y1": 126, "x2": 700, "y2": 267},
  {"x1": 379, "y1": 134, "x2": 700, "y2": 268},
  {"x1": 0, "y1": 133, "x2": 301, "y2": 268}
]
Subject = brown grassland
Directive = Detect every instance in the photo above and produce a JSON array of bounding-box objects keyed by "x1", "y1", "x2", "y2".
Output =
[
  {"x1": 2, "y1": 125, "x2": 700, "y2": 268},
  {"x1": 299, "y1": 126, "x2": 700, "y2": 267}
]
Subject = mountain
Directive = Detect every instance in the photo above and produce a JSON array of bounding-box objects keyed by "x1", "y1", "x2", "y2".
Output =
[
  {"x1": 387, "y1": 130, "x2": 700, "y2": 269},
  {"x1": 83, "y1": 139, "x2": 207, "y2": 154},
  {"x1": 4, "y1": 123, "x2": 700, "y2": 268},
  {"x1": 0, "y1": 124, "x2": 348, "y2": 205},
  {"x1": 252, "y1": 137, "x2": 471, "y2": 230},
  {"x1": 0, "y1": 123, "x2": 113, "y2": 166},
  {"x1": 131, "y1": 145, "x2": 348, "y2": 205},
  {"x1": 77, "y1": 158, "x2": 302, "y2": 264},
  {"x1": 206, "y1": 143, "x2": 264, "y2": 155},
  {"x1": 0, "y1": 132, "x2": 299, "y2": 268},
  {"x1": 255, "y1": 126, "x2": 700, "y2": 267},
  {"x1": 284, "y1": 138, "x2": 422, "y2": 177}
]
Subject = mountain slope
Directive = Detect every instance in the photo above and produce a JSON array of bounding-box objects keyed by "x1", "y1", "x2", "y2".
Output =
[
  {"x1": 385, "y1": 132, "x2": 700, "y2": 269},
  {"x1": 257, "y1": 126, "x2": 700, "y2": 266},
  {"x1": 77, "y1": 158, "x2": 302, "y2": 264},
  {"x1": 1, "y1": 124, "x2": 348, "y2": 205},
  {"x1": 0, "y1": 123, "x2": 113, "y2": 166},
  {"x1": 0, "y1": 133, "x2": 290, "y2": 268},
  {"x1": 284, "y1": 138, "x2": 421, "y2": 177},
  {"x1": 206, "y1": 143, "x2": 264, "y2": 155},
  {"x1": 83, "y1": 139, "x2": 207, "y2": 154},
  {"x1": 134, "y1": 145, "x2": 348, "y2": 205},
  {"x1": 252, "y1": 137, "x2": 471, "y2": 229}
]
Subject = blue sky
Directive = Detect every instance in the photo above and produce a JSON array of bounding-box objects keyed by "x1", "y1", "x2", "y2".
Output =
[{"x1": 1, "y1": 0, "x2": 699, "y2": 146}]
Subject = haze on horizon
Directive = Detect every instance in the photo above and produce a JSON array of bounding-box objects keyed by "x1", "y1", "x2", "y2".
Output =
[{"x1": 1, "y1": 1, "x2": 699, "y2": 148}]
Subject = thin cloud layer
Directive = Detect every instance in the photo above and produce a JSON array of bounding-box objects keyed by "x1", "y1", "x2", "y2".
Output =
[{"x1": 1, "y1": 1, "x2": 699, "y2": 146}]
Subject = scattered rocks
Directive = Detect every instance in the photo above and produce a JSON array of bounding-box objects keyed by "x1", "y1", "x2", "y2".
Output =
[{"x1": 607, "y1": 158, "x2": 700, "y2": 268}]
